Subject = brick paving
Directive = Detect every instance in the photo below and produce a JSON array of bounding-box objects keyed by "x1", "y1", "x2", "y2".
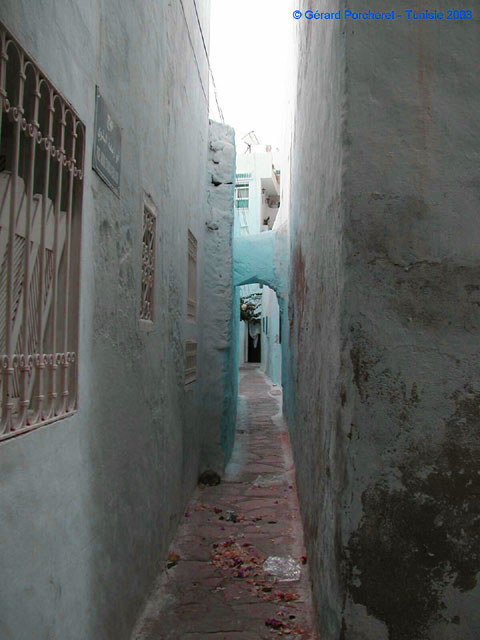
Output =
[{"x1": 132, "y1": 365, "x2": 316, "y2": 640}]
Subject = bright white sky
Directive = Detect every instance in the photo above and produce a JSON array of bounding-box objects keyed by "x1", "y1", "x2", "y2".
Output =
[{"x1": 209, "y1": 0, "x2": 293, "y2": 153}]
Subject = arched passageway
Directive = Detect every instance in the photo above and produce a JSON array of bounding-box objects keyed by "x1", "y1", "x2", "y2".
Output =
[
  {"x1": 237, "y1": 282, "x2": 282, "y2": 384},
  {"x1": 233, "y1": 230, "x2": 288, "y2": 295},
  {"x1": 233, "y1": 229, "x2": 290, "y2": 388}
]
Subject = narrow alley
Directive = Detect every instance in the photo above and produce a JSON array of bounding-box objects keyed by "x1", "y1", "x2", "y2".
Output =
[
  {"x1": 133, "y1": 366, "x2": 315, "y2": 640},
  {"x1": 1, "y1": 1, "x2": 479, "y2": 639}
]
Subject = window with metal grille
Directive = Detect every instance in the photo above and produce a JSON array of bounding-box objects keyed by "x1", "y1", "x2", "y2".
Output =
[
  {"x1": 0, "y1": 22, "x2": 85, "y2": 440},
  {"x1": 184, "y1": 340, "x2": 197, "y2": 385},
  {"x1": 187, "y1": 230, "x2": 197, "y2": 320},
  {"x1": 139, "y1": 199, "x2": 156, "y2": 324},
  {"x1": 235, "y1": 183, "x2": 249, "y2": 209}
]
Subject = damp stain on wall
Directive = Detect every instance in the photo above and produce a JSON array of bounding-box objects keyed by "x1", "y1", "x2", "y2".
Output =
[{"x1": 347, "y1": 386, "x2": 480, "y2": 640}]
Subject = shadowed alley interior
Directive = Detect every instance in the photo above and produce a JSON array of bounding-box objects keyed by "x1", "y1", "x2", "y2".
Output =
[{"x1": 133, "y1": 366, "x2": 315, "y2": 639}]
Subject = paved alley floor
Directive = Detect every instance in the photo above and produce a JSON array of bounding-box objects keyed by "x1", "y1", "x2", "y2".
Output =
[{"x1": 133, "y1": 366, "x2": 317, "y2": 640}]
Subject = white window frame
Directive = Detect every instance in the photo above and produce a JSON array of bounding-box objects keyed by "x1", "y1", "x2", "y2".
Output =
[{"x1": 235, "y1": 182, "x2": 249, "y2": 209}]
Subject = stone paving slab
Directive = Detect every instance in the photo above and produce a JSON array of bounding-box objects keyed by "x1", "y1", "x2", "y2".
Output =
[{"x1": 132, "y1": 367, "x2": 317, "y2": 640}]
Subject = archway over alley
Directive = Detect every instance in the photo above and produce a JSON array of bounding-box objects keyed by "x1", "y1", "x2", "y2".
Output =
[{"x1": 237, "y1": 282, "x2": 283, "y2": 384}]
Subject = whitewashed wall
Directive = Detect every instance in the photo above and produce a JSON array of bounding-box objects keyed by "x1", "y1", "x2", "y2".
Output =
[{"x1": 0, "y1": 3, "x2": 228, "y2": 640}]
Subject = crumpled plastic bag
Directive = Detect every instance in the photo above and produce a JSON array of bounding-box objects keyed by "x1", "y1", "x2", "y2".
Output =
[{"x1": 263, "y1": 555, "x2": 302, "y2": 582}]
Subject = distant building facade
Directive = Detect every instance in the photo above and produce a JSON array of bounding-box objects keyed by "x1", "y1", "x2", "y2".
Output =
[{"x1": 234, "y1": 147, "x2": 280, "y2": 237}]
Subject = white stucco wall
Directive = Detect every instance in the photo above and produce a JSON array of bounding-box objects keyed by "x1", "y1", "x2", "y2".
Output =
[
  {"x1": 284, "y1": 2, "x2": 480, "y2": 639},
  {"x1": 200, "y1": 120, "x2": 237, "y2": 469},
  {"x1": 0, "y1": 3, "x2": 235, "y2": 640}
]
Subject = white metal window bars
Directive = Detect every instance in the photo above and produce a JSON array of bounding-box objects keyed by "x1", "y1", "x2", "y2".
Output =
[
  {"x1": 235, "y1": 183, "x2": 249, "y2": 208},
  {"x1": 0, "y1": 22, "x2": 85, "y2": 441},
  {"x1": 234, "y1": 183, "x2": 249, "y2": 234},
  {"x1": 187, "y1": 230, "x2": 197, "y2": 320},
  {"x1": 140, "y1": 200, "x2": 156, "y2": 324}
]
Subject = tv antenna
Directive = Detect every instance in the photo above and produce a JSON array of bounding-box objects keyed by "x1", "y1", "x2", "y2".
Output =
[{"x1": 242, "y1": 131, "x2": 260, "y2": 153}]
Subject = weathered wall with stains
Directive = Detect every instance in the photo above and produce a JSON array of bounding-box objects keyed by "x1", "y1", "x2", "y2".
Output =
[
  {"x1": 200, "y1": 120, "x2": 237, "y2": 471},
  {"x1": 342, "y1": 2, "x2": 480, "y2": 638},
  {"x1": 284, "y1": 1, "x2": 345, "y2": 636},
  {"x1": 0, "y1": 2, "x2": 222, "y2": 640},
  {"x1": 286, "y1": 1, "x2": 480, "y2": 639}
]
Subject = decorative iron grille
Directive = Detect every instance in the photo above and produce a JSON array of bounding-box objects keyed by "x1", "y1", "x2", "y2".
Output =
[
  {"x1": 184, "y1": 340, "x2": 197, "y2": 385},
  {"x1": 0, "y1": 22, "x2": 85, "y2": 440},
  {"x1": 187, "y1": 230, "x2": 197, "y2": 320},
  {"x1": 140, "y1": 202, "x2": 156, "y2": 323}
]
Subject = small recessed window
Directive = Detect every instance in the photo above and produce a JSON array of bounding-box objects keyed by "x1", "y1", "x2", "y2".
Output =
[
  {"x1": 187, "y1": 230, "x2": 197, "y2": 321},
  {"x1": 139, "y1": 200, "x2": 156, "y2": 325},
  {"x1": 185, "y1": 341, "x2": 198, "y2": 385}
]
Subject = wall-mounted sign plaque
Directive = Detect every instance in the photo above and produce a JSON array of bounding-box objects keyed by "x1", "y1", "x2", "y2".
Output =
[{"x1": 92, "y1": 87, "x2": 121, "y2": 195}]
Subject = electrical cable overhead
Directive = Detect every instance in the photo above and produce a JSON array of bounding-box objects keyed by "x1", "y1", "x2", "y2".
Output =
[
  {"x1": 178, "y1": 0, "x2": 209, "y2": 104},
  {"x1": 191, "y1": 0, "x2": 225, "y2": 123}
]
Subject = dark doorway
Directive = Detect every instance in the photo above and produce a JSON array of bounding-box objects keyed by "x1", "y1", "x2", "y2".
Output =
[{"x1": 248, "y1": 332, "x2": 261, "y2": 363}]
